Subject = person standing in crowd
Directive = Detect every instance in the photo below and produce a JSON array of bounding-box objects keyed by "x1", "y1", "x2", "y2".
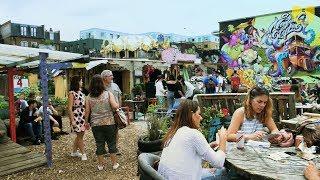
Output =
[
  {"x1": 68, "y1": 76, "x2": 87, "y2": 161},
  {"x1": 85, "y1": 75, "x2": 119, "y2": 170},
  {"x1": 19, "y1": 100, "x2": 42, "y2": 145},
  {"x1": 155, "y1": 74, "x2": 166, "y2": 108},
  {"x1": 158, "y1": 100, "x2": 227, "y2": 179},
  {"x1": 230, "y1": 71, "x2": 240, "y2": 93},
  {"x1": 184, "y1": 79, "x2": 196, "y2": 100},
  {"x1": 166, "y1": 74, "x2": 176, "y2": 111},
  {"x1": 203, "y1": 74, "x2": 218, "y2": 94},
  {"x1": 101, "y1": 70, "x2": 122, "y2": 155},
  {"x1": 216, "y1": 70, "x2": 224, "y2": 93},
  {"x1": 173, "y1": 75, "x2": 185, "y2": 109},
  {"x1": 15, "y1": 92, "x2": 28, "y2": 115}
]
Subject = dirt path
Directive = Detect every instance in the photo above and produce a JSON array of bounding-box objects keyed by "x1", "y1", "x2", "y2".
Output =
[{"x1": 4, "y1": 119, "x2": 148, "y2": 180}]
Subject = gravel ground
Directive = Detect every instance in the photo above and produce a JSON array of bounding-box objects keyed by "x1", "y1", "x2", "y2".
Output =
[{"x1": 4, "y1": 118, "x2": 148, "y2": 180}]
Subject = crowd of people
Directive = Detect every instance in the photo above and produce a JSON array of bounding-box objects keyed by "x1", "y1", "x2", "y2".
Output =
[
  {"x1": 9, "y1": 67, "x2": 320, "y2": 178},
  {"x1": 16, "y1": 91, "x2": 67, "y2": 145},
  {"x1": 156, "y1": 86, "x2": 319, "y2": 179}
]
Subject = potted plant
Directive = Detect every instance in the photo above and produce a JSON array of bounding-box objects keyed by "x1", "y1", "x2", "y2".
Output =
[
  {"x1": 137, "y1": 104, "x2": 171, "y2": 153},
  {"x1": 200, "y1": 105, "x2": 231, "y2": 142},
  {"x1": 0, "y1": 95, "x2": 9, "y2": 120},
  {"x1": 51, "y1": 97, "x2": 68, "y2": 116}
]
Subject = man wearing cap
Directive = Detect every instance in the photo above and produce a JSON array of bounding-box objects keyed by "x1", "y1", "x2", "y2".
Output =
[{"x1": 101, "y1": 70, "x2": 122, "y2": 155}]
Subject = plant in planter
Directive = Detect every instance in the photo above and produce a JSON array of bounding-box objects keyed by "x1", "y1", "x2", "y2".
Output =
[
  {"x1": 51, "y1": 97, "x2": 68, "y2": 116},
  {"x1": 0, "y1": 95, "x2": 9, "y2": 120},
  {"x1": 138, "y1": 104, "x2": 171, "y2": 153},
  {"x1": 201, "y1": 105, "x2": 231, "y2": 142}
]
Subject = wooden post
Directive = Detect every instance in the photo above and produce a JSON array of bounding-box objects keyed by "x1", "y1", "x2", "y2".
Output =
[
  {"x1": 39, "y1": 52, "x2": 52, "y2": 167},
  {"x1": 7, "y1": 68, "x2": 16, "y2": 142}
]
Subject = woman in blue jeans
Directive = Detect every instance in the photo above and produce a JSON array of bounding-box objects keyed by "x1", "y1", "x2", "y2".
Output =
[{"x1": 85, "y1": 74, "x2": 119, "y2": 170}]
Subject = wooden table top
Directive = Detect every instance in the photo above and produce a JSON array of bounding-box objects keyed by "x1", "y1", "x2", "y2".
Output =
[{"x1": 225, "y1": 143, "x2": 320, "y2": 180}]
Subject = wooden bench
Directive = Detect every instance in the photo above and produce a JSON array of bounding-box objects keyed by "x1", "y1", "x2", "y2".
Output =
[{"x1": 195, "y1": 92, "x2": 296, "y2": 124}]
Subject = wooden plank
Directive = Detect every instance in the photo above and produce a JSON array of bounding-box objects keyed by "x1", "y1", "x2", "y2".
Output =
[
  {"x1": 0, "y1": 152, "x2": 43, "y2": 167},
  {"x1": 0, "y1": 156, "x2": 46, "y2": 176},
  {"x1": 0, "y1": 146, "x2": 30, "y2": 157},
  {"x1": 0, "y1": 141, "x2": 20, "y2": 151},
  {"x1": 0, "y1": 154, "x2": 45, "y2": 172}
]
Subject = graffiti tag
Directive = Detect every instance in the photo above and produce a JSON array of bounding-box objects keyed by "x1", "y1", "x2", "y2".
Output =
[{"x1": 268, "y1": 13, "x2": 303, "y2": 40}]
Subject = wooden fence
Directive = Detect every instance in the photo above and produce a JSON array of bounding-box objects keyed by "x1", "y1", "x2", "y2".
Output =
[{"x1": 195, "y1": 92, "x2": 296, "y2": 123}]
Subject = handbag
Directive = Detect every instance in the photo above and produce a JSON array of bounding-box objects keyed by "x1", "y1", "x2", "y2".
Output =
[{"x1": 114, "y1": 108, "x2": 128, "y2": 129}]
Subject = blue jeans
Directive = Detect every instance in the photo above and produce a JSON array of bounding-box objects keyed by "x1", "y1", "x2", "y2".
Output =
[
  {"x1": 166, "y1": 91, "x2": 174, "y2": 110},
  {"x1": 24, "y1": 122, "x2": 42, "y2": 141}
]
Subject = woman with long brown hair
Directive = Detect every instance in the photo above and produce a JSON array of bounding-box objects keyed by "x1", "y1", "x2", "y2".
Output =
[
  {"x1": 158, "y1": 100, "x2": 227, "y2": 179},
  {"x1": 85, "y1": 74, "x2": 119, "y2": 170},
  {"x1": 227, "y1": 86, "x2": 284, "y2": 143},
  {"x1": 68, "y1": 76, "x2": 88, "y2": 160}
]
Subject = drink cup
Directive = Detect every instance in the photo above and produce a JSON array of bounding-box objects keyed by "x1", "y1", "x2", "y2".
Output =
[{"x1": 236, "y1": 131, "x2": 245, "y2": 149}]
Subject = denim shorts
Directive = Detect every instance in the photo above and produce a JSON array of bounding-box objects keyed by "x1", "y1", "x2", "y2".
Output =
[{"x1": 92, "y1": 125, "x2": 117, "y2": 155}]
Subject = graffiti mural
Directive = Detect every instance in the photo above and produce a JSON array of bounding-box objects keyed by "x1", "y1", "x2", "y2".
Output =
[{"x1": 220, "y1": 7, "x2": 320, "y2": 82}]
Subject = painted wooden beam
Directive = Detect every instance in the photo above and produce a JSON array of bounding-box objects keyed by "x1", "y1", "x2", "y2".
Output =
[{"x1": 39, "y1": 52, "x2": 52, "y2": 167}]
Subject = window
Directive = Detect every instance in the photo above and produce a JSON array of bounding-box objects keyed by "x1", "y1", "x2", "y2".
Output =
[
  {"x1": 20, "y1": 26, "x2": 27, "y2": 36},
  {"x1": 30, "y1": 27, "x2": 37, "y2": 36},
  {"x1": 20, "y1": 41, "x2": 28, "y2": 47},
  {"x1": 117, "y1": 34, "x2": 120, "y2": 38},
  {"x1": 49, "y1": 32, "x2": 54, "y2": 40},
  {"x1": 31, "y1": 42, "x2": 38, "y2": 47}
]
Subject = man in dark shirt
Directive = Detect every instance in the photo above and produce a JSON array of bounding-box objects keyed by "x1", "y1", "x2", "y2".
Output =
[{"x1": 19, "y1": 100, "x2": 42, "y2": 145}]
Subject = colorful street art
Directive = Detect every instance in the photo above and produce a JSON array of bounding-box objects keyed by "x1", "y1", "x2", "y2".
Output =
[{"x1": 220, "y1": 7, "x2": 320, "y2": 87}]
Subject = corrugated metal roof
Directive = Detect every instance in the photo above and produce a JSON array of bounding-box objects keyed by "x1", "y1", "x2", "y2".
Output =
[{"x1": 0, "y1": 44, "x2": 83, "y2": 67}]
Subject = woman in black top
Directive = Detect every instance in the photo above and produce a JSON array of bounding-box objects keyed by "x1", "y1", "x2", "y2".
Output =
[
  {"x1": 173, "y1": 75, "x2": 185, "y2": 109},
  {"x1": 166, "y1": 75, "x2": 176, "y2": 110}
]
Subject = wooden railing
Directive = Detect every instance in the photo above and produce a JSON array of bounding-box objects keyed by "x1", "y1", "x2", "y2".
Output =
[{"x1": 195, "y1": 92, "x2": 296, "y2": 123}]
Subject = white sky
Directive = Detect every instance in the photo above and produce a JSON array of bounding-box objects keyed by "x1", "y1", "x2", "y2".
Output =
[{"x1": 0, "y1": 0, "x2": 320, "y2": 41}]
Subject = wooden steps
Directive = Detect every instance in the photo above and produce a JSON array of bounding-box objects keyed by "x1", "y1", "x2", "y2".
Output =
[{"x1": 0, "y1": 140, "x2": 46, "y2": 177}]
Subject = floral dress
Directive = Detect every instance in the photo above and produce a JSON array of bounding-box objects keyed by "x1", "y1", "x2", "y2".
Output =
[{"x1": 71, "y1": 90, "x2": 86, "y2": 132}]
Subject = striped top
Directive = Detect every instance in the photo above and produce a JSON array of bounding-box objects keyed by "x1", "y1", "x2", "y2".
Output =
[
  {"x1": 240, "y1": 117, "x2": 264, "y2": 134},
  {"x1": 88, "y1": 91, "x2": 115, "y2": 127}
]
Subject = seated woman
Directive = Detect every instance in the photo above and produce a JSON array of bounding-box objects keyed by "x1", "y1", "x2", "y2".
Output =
[
  {"x1": 227, "y1": 86, "x2": 292, "y2": 145},
  {"x1": 158, "y1": 99, "x2": 227, "y2": 180},
  {"x1": 304, "y1": 161, "x2": 320, "y2": 180}
]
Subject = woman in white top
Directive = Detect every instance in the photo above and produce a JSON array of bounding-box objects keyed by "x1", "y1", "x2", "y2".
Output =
[
  {"x1": 155, "y1": 74, "x2": 166, "y2": 108},
  {"x1": 158, "y1": 99, "x2": 227, "y2": 180}
]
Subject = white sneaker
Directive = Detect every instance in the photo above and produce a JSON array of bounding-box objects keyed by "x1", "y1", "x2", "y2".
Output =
[
  {"x1": 97, "y1": 165, "x2": 104, "y2": 171},
  {"x1": 81, "y1": 154, "x2": 88, "y2": 161},
  {"x1": 112, "y1": 163, "x2": 119, "y2": 170},
  {"x1": 71, "y1": 151, "x2": 82, "y2": 158}
]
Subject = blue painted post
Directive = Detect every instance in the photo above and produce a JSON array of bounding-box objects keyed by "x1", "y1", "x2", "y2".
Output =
[{"x1": 39, "y1": 52, "x2": 52, "y2": 167}]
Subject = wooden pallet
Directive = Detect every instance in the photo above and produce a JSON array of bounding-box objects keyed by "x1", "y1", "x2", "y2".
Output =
[{"x1": 0, "y1": 140, "x2": 47, "y2": 177}]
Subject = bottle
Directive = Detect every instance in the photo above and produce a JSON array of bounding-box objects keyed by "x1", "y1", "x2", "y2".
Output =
[{"x1": 236, "y1": 131, "x2": 245, "y2": 149}]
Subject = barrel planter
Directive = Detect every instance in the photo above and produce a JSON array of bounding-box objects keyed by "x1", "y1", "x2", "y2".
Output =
[
  {"x1": 0, "y1": 109, "x2": 9, "y2": 120},
  {"x1": 138, "y1": 135, "x2": 163, "y2": 153}
]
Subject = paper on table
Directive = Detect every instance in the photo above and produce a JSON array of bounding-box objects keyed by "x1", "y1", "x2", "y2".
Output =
[
  {"x1": 246, "y1": 140, "x2": 271, "y2": 148},
  {"x1": 267, "y1": 152, "x2": 290, "y2": 161}
]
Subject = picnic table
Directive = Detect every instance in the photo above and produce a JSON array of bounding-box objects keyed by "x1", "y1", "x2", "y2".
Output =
[
  {"x1": 225, "y1": 143, "x2": 320, "y2": 180},
  {"x1": 281, "y1": 112, "x2": 320, "y2": 130}
]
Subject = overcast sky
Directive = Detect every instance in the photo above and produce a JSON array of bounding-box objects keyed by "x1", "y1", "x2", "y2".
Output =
[{"x1": 1, "y1": 0, "x2": 320, "y2": 41}]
